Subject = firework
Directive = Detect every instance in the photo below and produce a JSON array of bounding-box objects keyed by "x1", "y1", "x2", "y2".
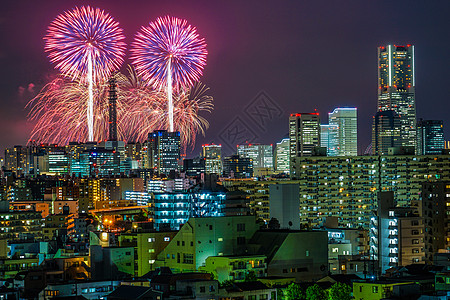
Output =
[
  {"x1": 27, "y1": 74, "x2": 129, "y2": 144},
  {"x1": 130, "y1": 16, "x2": 208, "y2": 132},
  {"x1": 128, "y1": 81, "x2": 213, "y2": 148},
  {"x1": 27, "y1": 67, "x2": 213, "y2": 149},
  {"x1": 44, "y1": 6, "x2": 126, "y2": 141}
]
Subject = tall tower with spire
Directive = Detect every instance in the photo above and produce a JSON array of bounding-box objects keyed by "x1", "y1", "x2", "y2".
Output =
[{"x1": 108, "y1": 77, "x2": 118, "y2": 141}]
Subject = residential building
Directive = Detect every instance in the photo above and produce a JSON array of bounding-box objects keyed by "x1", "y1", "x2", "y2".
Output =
[
  {"x1": 202, "y1": 255, "x2": 266, "y2": 282},
  {"x1": 155, "y1": 216, "x2": 260, "y2": 272},
  {"x1": 353, "y1": 281, "x2": 418, "y2": 300},
  {"x1": 248, "y1": 230, "x2": 328, "y2": 281},
  {"x1": 118, "y1": 231, "x2": 177, "y2": 277},
  {"x1": 370, "y1": 192, "x2": 425, "y2": 273},
  {"x1": 420, "y1": 182, "x2": 450, "y2": 261},
  {"x1": 291, "y1": 153, "x2": 450, "y2": 228}
]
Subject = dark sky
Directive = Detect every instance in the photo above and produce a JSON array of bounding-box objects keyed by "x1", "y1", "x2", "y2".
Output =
[{"x1": 1, "y1": 0, "x2": 450, "y2": 157}]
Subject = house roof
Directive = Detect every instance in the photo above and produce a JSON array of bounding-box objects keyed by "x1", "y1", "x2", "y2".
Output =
[
  {"x1": 227, "y1": 281, "x2": 271, "y2": 292},
  {"x1": 107, "y1": 285, "x2": 160, "y2": 299}
]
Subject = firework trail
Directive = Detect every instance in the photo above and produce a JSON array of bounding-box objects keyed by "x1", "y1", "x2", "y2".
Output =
[
  {"x1": 128, "y1": 81, "x2": 214, "y2": 148},
  {"x1": 130, "y1": 16, "x2": 207, "y2": 132},
  {"x1": 27, "y1": 67, "x2": 213, "y2": 149},
  {"x1": 44, "y1": 6, "x2": 126, "y2": 141}
]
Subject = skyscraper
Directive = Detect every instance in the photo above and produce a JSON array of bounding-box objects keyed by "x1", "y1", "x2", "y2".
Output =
[
  {"x1": 417, "y1": 119, "x2": 445, "y2": 155},
  {"x1": 148, "y1": 130, "x2": 181, "y2": 175},
  {"x1": 377, "y1": 44, "x2": 416, "y2": 149},
  {"x1": 328, "y1": 108, "x2": 358, "y2": 156},
  {"x1": 275, "y1": 138, "x2": 290, "y2": 174},
  {"x1": 237, "y1": 143, "x2": 273, "y2": 170},
  {"x1": 289, "y1": 113, "x2": 320, "y2": 158},
  {"x1": 201, "y1": 144, "x2": 222, "y2": 174},
  {"x1": 320, "y1": 124, "x2": 338, "y2": 156},
  {"x1": 108, "y1": 77, "x2": 118, "y2": 141},
  {"x1": 372, "y1": 110, "x2": 402, "y2": 155}
]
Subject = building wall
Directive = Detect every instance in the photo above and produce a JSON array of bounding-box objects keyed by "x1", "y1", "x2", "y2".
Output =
[
  {"x1": 291, "y1": 154, "x2": 450, "y2": 228},
  {"x1": 269, "y1": 183, "x2": 300, "y2": 229},
  {"x1": 265, "y1": 231, "x2": 328, "y2": 282},
  {"x1": 156, "y1": 216, "x2": 259, "y2": 272}
]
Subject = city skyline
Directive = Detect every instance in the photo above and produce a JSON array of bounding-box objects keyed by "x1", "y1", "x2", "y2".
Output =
[{"x1": 2, "y1": 1, "x2": 450, "y2": 157}]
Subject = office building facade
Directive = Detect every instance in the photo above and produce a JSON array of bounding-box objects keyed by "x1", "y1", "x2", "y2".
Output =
[
  {"x1": 320, "y1": 124, "x2": 338, "y2": 156},
  {"x1": 328, "y1": 108, "x2": 358, "y2": 156},
  {"x1": 274, "y1": 138, "x2": 290, "y2": 174},
  {"x1": 377, "y1": 44, "x2": 416, "y2": 149},
  {"x1": 289, "y1": 113, "x2": 320, "y2": 158},
  {"x1": 237, "y1": 144, "x2": 273, "y2": 171},
  {"x1": 372, "y1": 110, "x2": 402, "y2": 155},
  {"x1": 148, "y1": 130, "x2": 181, "y2": 175},
  {"x1": 223, "y1": 155, "x2": 253, "y2": 179},
  {"x1": 417, "y1": 119, "x2": 444, "y2": 155}
]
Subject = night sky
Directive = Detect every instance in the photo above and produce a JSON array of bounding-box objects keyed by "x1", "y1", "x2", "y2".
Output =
[{"x1": 1, "y1": 1, "x2": 450, "y2": 157}]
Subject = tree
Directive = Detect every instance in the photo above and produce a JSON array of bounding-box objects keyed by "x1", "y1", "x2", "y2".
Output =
[
  {"x1": 285, "y1": 283, "x2": 305, "y2": 300},
  {"x1": 306, "y1": 284, "x2": 326, "y2": 300},
  {"x1": 328, "y1": 282, "x2": 352, "y2": 300},
  {"x1": 268, "y1": 217, "x2": 280, "y2": 229}
]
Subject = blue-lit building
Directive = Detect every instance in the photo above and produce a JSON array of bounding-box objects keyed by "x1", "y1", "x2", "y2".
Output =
[
  {"x1": 148, "y1": 130, "x2": 181, "y2": 175},
  {"x1": 153, "y1": 192, "x2": 225, "y2": 230},
  {"x1": 153, "y1": 193, "x2": 192, "y2": 230},
  {"x1": 417, "y1": 119, "x2": 444, "y2": 155},
  {"x1": 70, "y1": 148, "x2": 121, "y2": 177}
]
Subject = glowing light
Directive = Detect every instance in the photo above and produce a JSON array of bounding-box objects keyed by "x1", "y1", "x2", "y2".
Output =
[
  {"x1": 412, "y1": 45, "x2": 415, "y2": 87},
  {"x1": 27, "y1": 67, "x2": 213, "y2": 149},
  {"x1": 44, "y1": 6, "x2": 126, "y2": 141},
  {"x1": 131, "y1": 16, "x2": 207, "y2": 131},
  {"x1": 388, "y1": 45, "x2": 392, "y2": 87}
]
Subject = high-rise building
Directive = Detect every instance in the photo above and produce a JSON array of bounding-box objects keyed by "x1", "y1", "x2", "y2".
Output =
[
  {"x1": 420, "y1": 182, "x2": 450, "y2": 262},
  {"x1": 372, "y1": 110, "x2": 402, "y2": 155},
  {"x1": 223, "y1": 155, "x2": 253, "y2": 179},
  {"x1": 201, "y1": 144, "x2": 222, "y2": 175},
  {"x1": 328, "y1": 108, "x2": 358, "y2": 156},
  {"x1": 377, "y1": 44, "x2": 416, "y2": 149},
  {"x1": 291, "y1": 153, "x2": 450, "y2": 229},
  {"x1": 148, "y1": 130, "x2": 181, "y2": 175},
  {"x1": 274, "y1": 138, "x2": 290, "y2": 174},
  {"x1": 417, "y1": 119, "x2": 445, "y2": 155},
  {"x1": 320, "y1": 124, "x2": 338, "y2": 156},
  {"x1": 108, "y1": 77, "x2": 118, "y2": 141},
  {"x1": 202, "y1": 144, "x2": 222, "y2": 159},
  {"x1": 237, "y1": 143, "x2": 273, "y2": 171},
  {"x1": 289, "y1": 113, "x2": 320, "y2": 158}
]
